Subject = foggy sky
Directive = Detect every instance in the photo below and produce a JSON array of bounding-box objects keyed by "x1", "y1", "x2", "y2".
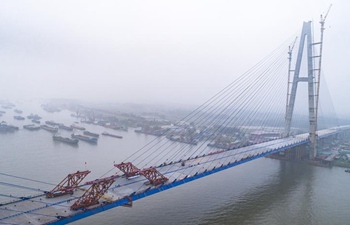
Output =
[{"x1": 1, "y1": 1, "x2": 349, "y2": 116}]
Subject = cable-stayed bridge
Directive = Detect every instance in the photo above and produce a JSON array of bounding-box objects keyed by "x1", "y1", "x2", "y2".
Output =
[{"x1": 1, "y1": 16, "x2": 349, "y2": 225}]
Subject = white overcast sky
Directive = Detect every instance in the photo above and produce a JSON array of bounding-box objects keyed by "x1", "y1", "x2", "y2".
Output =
[{"x1": 0, "y1": 0, "x2": 349, "y2": 115}]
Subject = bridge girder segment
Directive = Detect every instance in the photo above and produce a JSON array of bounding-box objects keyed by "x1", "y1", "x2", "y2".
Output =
[{"x1": 46, "y1": 170, "x2": 91, "y2": 198}]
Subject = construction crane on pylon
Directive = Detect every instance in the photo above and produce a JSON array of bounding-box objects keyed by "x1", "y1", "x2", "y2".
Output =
[{"x1": 320, "y1": 4, "x2": 332, "y2": 26}]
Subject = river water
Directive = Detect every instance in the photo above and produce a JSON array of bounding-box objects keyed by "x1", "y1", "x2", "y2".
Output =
[{"x1": 1, "y1": 100, "x2": 349, "y2": 225}]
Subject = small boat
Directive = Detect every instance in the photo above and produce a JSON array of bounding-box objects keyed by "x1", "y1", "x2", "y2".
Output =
[
  {"x1": 53, "y1": 134, "x2": 79, "y2": 145},
  {"x1": 14, "y1": 109, "x2": 23, "y2": 114},
  {"x1": 59, "y1": 124, "x2": 73, "y2": 131},
  {"x1": 102, "y1": 132, "x2": 122, "y2": 139},
  {"x1": 27, "y1": 114, "x2": 42, "y2": 120},
  {"x1": 83, "y1": 131, "x2": 99, "y2": 138},
  {"x1": 70, "y1": 124, "x2": 86, "y2": 130},
  {"x1": 23, "y1": 124, "x2": 40, "y2": 131},
  {"x1": 0, "y1": 121, "x2": 19, "y2": 132},
  {"x1": 32, "y1": 119, "x2": 41, "y2": 124},
  {"x1": 71, "y1": 133, "x2": 97, "y2": 143},
  {"x1": 345, "y1": 169, "x2": 350, "y2": 173},
  {"x1": 14, "y1": 115, "x2": 25, "y2": 120},
  {"x1": 40, "y1": 125, "x2": 58, "y2": 133}
]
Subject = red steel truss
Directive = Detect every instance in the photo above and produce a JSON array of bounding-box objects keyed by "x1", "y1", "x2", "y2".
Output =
[
  {"x1": 140, "y1": 167, "x2": 168, "y2": 186},
  {"x1": 114, "y1": 162, "x2": 140, "y2": 177},
  {"x1": 70, "y1": 175, "x2": 118, "y2": 210},
  {"x1": 46, "y1": 170, "x2": 91, "y2": 198}
]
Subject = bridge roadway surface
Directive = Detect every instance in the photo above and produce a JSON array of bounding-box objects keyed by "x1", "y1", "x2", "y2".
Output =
[{"x1": 1, "y1": 126, "x2": 349, "y2": 225}]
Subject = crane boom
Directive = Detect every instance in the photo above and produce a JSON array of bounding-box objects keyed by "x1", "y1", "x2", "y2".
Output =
[{"x1": 321, "y1": 4, "x2": 332, "y2": 24}]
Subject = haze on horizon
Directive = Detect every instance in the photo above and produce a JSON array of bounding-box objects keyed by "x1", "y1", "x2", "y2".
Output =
[{"x1": 1, "y1": 0, "x2": 349, "y2": 117}]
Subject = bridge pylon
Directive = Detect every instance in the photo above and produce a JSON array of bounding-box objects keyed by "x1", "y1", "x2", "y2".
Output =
[{"x1": 283, "y1": 18, "x2": 328, "y2": 159}]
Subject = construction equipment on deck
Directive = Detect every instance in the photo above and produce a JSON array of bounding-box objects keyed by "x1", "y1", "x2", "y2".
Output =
[
  {"x1": 46, "y1": 170, "x2": 91, "y2": 198},
  {"x1": 114, "y1": 162, "x2": 140, "y2": 177},
  {"x1": 70, "y1": 175, "x2": 118, "y2": 210},
  {"x1": 140, "y1": 167, "x2": 168, "y2": 186}
]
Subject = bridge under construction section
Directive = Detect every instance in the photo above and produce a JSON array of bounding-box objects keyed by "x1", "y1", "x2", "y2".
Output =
[{"x1": 1, "y1": 11, "x2": 347, "y2": 225}]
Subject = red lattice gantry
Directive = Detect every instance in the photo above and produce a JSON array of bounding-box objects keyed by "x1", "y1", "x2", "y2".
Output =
[
  {"x1": 46, "y1": 170, "x2": 91, "y2": 198},
  {"x1": 140, "y1": 167, "x2": 168, "y2": 186},
  {"x1": 114, "y1": 162, "x2": 140, "y2": 177},
  {"x1": 70, "y1": 175, "x2": 118, "y2": 210}
]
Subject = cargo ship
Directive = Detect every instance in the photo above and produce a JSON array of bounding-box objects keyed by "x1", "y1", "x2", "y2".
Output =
[
  {"x1": 53, "y1": 134, "x2": 79, "y2": 145},
  {"x1": 27, "y1": 114, "x2": 42, "y2": 120},
  {"x1": 40, "y1": 125, "x2": 58, "y2": 133},
  {"x1": 0, "y1": 121, "x2": 19, "y2": 132},
  {"x1": 83, "y1": 131, "x2": 99, "y2": 138},
  {"x1": 32, "y1": 119, "x2": 40, "y2": 124},
  {"x1": 71, "y1": 133, "x2": 97, "y2": 143},
  {"x1": 102, "y1": 132, "x2": 122, "y2": 139},
  {"x1": 23, "y1": 124, "x2": 40, "y2": 131},
  {"x1": 70, "y1": 124, "x2": 86, "y2": 130},
  {"x1": 14, "y1": 115, "x2": 25, "y2": 120},
  {"x1": 46, "y1": 120, "x2": 61, "y2": 126},
  {"x1": 59, "y1": 124, "x2": 73, "y2": 131}
]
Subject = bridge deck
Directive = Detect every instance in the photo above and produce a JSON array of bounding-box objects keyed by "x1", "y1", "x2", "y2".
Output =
[{"x1": 0, "y1": 126, "x2": 348, "y2": 225}]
